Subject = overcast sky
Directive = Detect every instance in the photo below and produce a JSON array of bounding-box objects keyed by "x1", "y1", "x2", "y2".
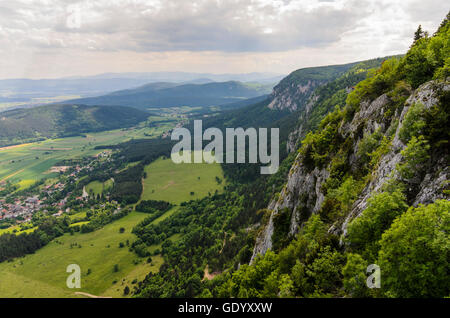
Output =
[{"x1": 0, "y1": 0, "x2": 448, "y2": 79}]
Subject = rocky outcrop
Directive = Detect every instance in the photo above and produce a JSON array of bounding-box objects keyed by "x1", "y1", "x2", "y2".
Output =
[
  {"x1": 252, "y1": 80, "x2": 449, "y2": 262},
  {"x1": 286, "y1": 128, "x2": 301, "y2": 153},
  {"x1": 268, "y1": 80, "x2": 326, "y2": 112},
  {"x1": 251, "y1": 160, "x2": 329, "y2": 263},
  {"x1": 286, "y1": 94, "x2": 319, "y2": 153},
  {"x1": 339, "y1": 80, "x2": 449, "y2": 237}
]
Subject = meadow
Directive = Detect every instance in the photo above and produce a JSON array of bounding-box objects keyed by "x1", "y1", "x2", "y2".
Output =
[
  {"x1": 0, "y1": 225, "x2": 37, "y2": 235},
  {"x1": 141, "y1": 154, "x2": 225, "y2": 204},
  {"x1": 0, "y1": 211, "x2": 161, "y2": 298},
  {"x1": 86, "y1": 179, "x2": 114, "y2": 197}
]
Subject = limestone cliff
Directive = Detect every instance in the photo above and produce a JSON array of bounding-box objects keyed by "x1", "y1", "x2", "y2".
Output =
[
  {"x1": 268, "y1": 79, "x2": 326, "y2": 112},
  {"x1": 266, "y1": 63, "x2": 357, "y2": 112},
  {"x1": 251, "y1": 79, "x2": 449, "y2": 263}
]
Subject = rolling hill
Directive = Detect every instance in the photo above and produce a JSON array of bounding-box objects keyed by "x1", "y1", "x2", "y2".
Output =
[
  {"x1": 0, "y1": 104, "x2": 149, "y2": 147},
  {"x1": 64, "y1": 81, "x2": 273, "y2": 109}
]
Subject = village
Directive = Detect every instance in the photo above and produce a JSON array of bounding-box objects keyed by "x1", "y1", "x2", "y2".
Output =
[{"x1": 0, "y1": 151, "x2": 112, "y2": 227}]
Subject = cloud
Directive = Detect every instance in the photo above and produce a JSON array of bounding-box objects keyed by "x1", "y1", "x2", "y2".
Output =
[
  {"x1": 0, "y1": 0, "x2": 447, "y2": 78},
  {"x1": 1, "y1": 0, "x2": 370, "y2": 52}
]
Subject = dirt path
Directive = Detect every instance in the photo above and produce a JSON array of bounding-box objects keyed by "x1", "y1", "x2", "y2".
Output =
[
  {"x1": 162, "y1": 180, "x2": 175, "y2": 190},
  {"x1": 74, "y1": 292, "x2": 112, "y2": 298},
  {"x1": 203, "y1": 265, "x2": 221, "y2": 281}
]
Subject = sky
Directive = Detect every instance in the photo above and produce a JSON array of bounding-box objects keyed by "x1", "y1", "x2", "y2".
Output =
[{"x1": 0, "y1": 0, "x2": 448, "y2": 79}]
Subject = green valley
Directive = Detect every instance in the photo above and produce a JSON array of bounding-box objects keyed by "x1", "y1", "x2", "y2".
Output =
[{"x1": 0, "y1": 117, "x2": 176, "y2": 189}]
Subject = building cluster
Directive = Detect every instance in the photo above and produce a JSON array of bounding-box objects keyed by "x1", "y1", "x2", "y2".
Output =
[
  {"x1": 0, "y1": 152, "x2": 112, "y2": 224},
  {"x1": 0, "y1": 196, "x2": 42, "y2": 222}
]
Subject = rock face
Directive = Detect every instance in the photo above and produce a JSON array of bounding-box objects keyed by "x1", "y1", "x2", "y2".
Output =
[
  {"x1": 339, "y1": 80, "x2": 449, "y2": 236},
  {"x1": 266, "y1": 63, "x2": 357, "y2": 113},
  {"x1": 251, "y1": 80, "x2": 449, "y2": 263},
  {"x1": 251, "y1": 163, "x2": 329, "y2": 263},
  {"x1": 285, "y1": 95, "x2": 319, "y2": 153},
  {"x1": 268, "y1": 80, "x2": 326, "y2": 112}
]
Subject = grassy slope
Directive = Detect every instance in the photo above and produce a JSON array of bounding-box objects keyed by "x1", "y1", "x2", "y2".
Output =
[
  {"x1": 86, "y1": 179, "x2": 113, "y2": 197},
  {"x1": 141, "y1": 155, "x2": 225, "y2": 204},
  {"x1": 0, "y1": 225, "x2": 37, "y2": 235},
  {"x1": 0, "y1": 212, "x2": 158, "y2": 298}
]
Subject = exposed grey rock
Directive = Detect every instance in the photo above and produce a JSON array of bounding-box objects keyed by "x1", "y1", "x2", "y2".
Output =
[
  {"x1": 287, "y1": 128, "x2": 300, "y2": 153},
  {"x1": 268, "y1": 80, "x2": 325, "y2": 112},
  {"x1": 339, "y1": 80, "x2": 449, "y2": 237},
  {"x1": 286, "y1": 94, "x2": 319, "y2": 153},
  {"x1": 250, "y1": 154, "x2": 329, "y2": 263},
  {"x1": 414, "y1": 165, "x2": 449, "y2": 206},
  {"x1": 252, "y1": 79, "x2": 449, "y2": 262}
]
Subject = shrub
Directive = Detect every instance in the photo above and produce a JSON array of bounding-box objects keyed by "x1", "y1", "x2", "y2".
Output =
[
  {"x1": 378, "y1": 200, "x2": 450, "y2": 297},
  {"x1": 342, "y1": 253, "x2": 370, "y2": 298},
  {"x1": 327, "y1": 176, "x2": 363, "y2": 219},
  {"x1": 397, "y1": 136, "x2": 430, "y2": 181},
  {"x1": 346, "y1": 188, "x2": 408, "y2": 261},
  {"x1": 399, "y1": 103, "x2": 426, "y2": 143},
  {"x1": 357, "y1": 129, "x2": 383, "y2": 167}
]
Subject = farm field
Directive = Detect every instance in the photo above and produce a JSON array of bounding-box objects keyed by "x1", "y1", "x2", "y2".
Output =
[
  {"x1": 0, "y1": 116, "x2": 176, "y2": 190},
  {"x1": 86, "y1": 179, "x2": 114, "y2": 197},
  {"x1": 141, "y1": 154, "x2": 225, "y2": 204},
  {"x1": 0, "y1": 211, "x2": 162, "y2": 298}
]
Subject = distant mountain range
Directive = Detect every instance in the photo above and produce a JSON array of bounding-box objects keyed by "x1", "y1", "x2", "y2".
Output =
[
  {"x1": 0, "y1": 72, "x2": 283, "y2": 107},
  {"x1": 66, "y1": 71, "x2": 284, "y2": 83},
  {"x1": 64, "y1": 81, "x2": 274, "y2": 109}
]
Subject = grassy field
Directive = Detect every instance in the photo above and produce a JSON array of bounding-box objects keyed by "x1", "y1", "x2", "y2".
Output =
[
  {"x1": 141, "y1": 154, "x2": 225, "y2": 204},
  {"x1": 0, "y1": 116, "x2": 176, "y2": 190},
  {"x1": 0, "y1": 211, "x2": 162, "y2": 298},
  {"x1": 69, "y1": 211, "x2": 87, "y2": 221},
  {"x1": 86, "y1": 179, "x2": 114, "y2": 197},
  {"x1": 0, "y1": 225, "x2": 37, "y2": 235}
]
